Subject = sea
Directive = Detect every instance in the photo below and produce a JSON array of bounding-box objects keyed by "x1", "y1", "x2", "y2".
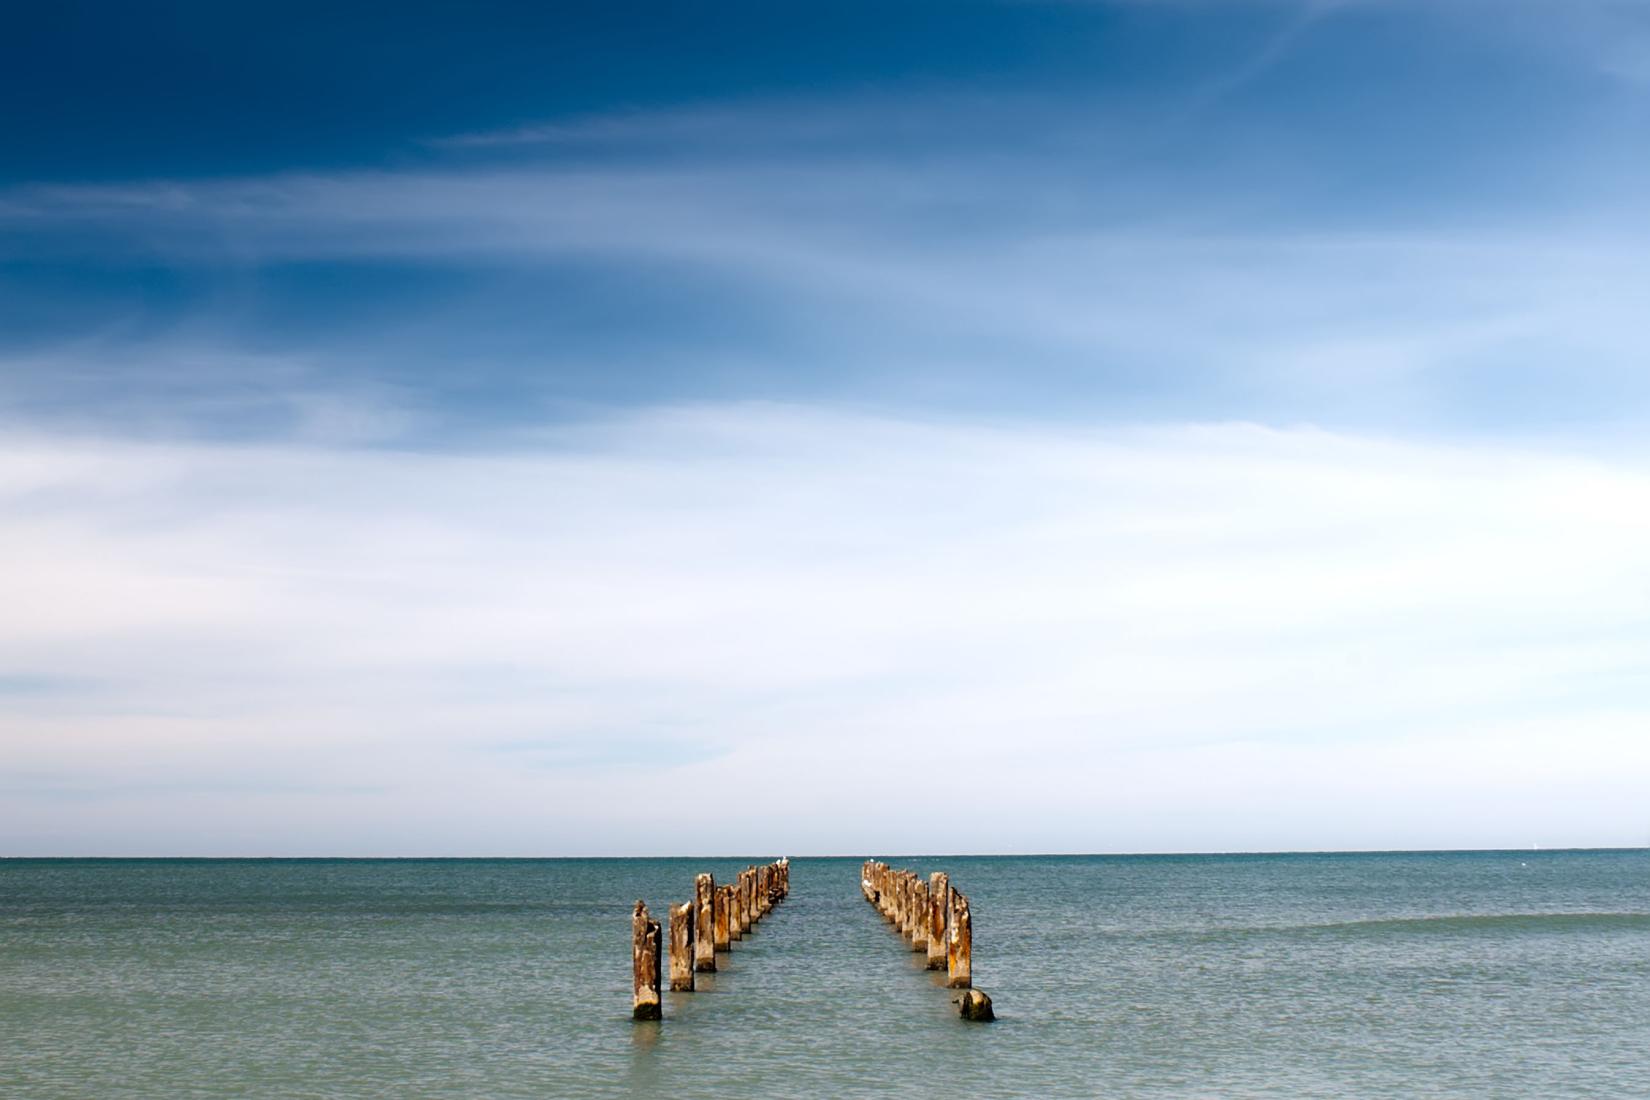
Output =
[{"x1": 2, "y1": 851, "x2": 1646, "y2": 1098}]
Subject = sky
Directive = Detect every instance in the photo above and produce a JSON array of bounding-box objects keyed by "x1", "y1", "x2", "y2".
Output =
[{"x1": 4, "y1": 0, "x2": 1650, "y2": 855}]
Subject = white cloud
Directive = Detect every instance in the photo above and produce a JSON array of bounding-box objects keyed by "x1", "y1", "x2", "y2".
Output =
[{"x1": 1, "y1": 406, "x2": 1647, "y2": 853}]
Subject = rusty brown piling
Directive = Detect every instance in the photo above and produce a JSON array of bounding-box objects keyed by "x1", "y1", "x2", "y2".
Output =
[
  {"x1": 904, "y1": 874, "x2": 919, "y2": 942},
  {"x1": 668, "y1": 901, "x2": 695, "y2": 992},
  {"x1": 909, "y1": 878, "x2": 928, "y2": 951},
  {"x1": 715, "y1": 884, "x2": 733, "y2": 949},
  {"x1": 630, "y1": 858, "x2": 790, "y2": 1023},
  {"x1": 730, "y1": 882, "x2": 745, "y2": 939},
  {"x1": 694, "y1": 873, "x2": 717, "y2": 972},
  {"x1": 859, "y1": 861, "x2": 987, "y2": 1011},
  {"x1": 947, "y1": 891, "x2": 972, "y2": 989},
  {"x1": 926, "y1": 872, "x2": 949, "y2": 970},
  {"x1": 632, "y1": 900, "x2": 663, "y2": 1020}
]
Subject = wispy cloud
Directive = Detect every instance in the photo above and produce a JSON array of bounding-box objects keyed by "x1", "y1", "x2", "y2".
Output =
[
  {"x1": 3, "y1": 406, "x2": 1648, "y2": 853},
  {"x1": 5, "y1": 158, "x2": 1650, "y2": 442}
]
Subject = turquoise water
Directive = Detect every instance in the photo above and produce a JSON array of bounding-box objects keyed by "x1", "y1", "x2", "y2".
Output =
[{"x1": 2, "y1": 852, "x2": 1647, "y2": 1098}]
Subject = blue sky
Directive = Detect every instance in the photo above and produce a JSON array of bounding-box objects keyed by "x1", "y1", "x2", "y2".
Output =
[{"x1": 4, "y1": 1, "x2": 1650, "y2": 854}]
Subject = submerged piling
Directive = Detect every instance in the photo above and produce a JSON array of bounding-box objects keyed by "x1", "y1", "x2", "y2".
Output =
[
  {"x1": 958, "y1": 988, "x2": 994, "y2": 1021},
  {"x1": 632, "y1": 900, "x2": 663, "y2": 1021}
]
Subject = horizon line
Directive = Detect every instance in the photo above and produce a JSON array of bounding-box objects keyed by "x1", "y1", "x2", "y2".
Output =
[{"x1": 4, "y1": 845, "x2": 1647, "y2": 861}]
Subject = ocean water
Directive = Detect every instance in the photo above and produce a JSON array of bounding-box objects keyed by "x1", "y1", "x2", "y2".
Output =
[{"x1": 2, "y1": 851, "x2": 1647, "y2": 1098}]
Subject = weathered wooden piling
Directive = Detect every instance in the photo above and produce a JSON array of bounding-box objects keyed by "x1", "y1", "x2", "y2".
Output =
[
  {"x1": 694, "y1": 873, "x2": 717, "y2": 972},
  {"x1": 631, "y1": 858, "x2": 791, "y2": 1023},
  {"x1": 668, "y1": 901, "x2": 695, "y2": 992},
  {"x1": 947, "y1": 891, "x2": 972, "y2": 989},
  {"x1": 632, "y1": 900, "x2": 663, "y2": 1020},
  {"x1": 860, "y1": 861, "x2": 988, "y2": 1017},
  {"x1": 926, "y1": 872, "x2": 949, "y2": 970},
  {"x1": 730, "y1": 882, "x2": 745, "y2": 939},
  {"x1": 909, "y1": 879, "x2": 929, "y2": 951},
  {"x1": 715, "y1": 884, "x2": 733, "y2": 949}
]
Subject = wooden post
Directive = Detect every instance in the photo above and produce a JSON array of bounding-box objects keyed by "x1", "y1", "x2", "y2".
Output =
[
  {"x1": 910, "y1": 879, "x2": 928, "y2": 952},
  {"x1": 632, "y1": 900, "x2": 662, "y2": 1020},
  {"x1": 947, "y1": 891, "x2": 972, "y2": 989},
  {"x1": 714, "y1": 884, "x2": 731, "y2": 950},
  {"x1": 731, "y1": 882, "x2": 746, "y2": 940},
  {"x1": 926, "y1": 872, "x2": 949, "y2": 970},
  {"x1": 668, "y1": 901, "x2": 695, "y2": 992},
  {"x1": 694, "y1": 873, "x2": 717, "y2": 972}
]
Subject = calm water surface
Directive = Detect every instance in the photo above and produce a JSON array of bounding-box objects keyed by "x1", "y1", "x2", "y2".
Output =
[{"x1": 2, "y1": 852, "x2": 1647, "y2": 1098}]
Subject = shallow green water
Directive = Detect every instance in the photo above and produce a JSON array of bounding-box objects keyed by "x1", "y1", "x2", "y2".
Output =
[{"x1": 3, "y1": 852, "x2": 1647, "y2": 1097}]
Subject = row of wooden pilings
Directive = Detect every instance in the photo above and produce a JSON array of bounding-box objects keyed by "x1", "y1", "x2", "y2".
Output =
[
  {"x1": 630, "y1": 858, "x2": 789, "y2": 1021},
  {"x1": 861, "y1": 860, "x2": 993, "y2": 1021}
]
